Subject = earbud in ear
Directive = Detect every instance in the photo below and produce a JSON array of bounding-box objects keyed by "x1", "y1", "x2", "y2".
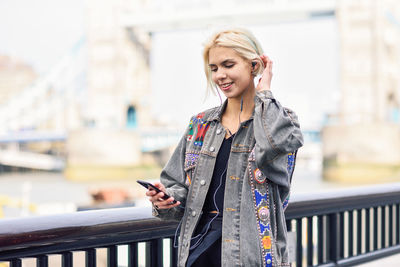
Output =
[{"x1": 251, "y1": 61, "x2": 257, "y2": 68}]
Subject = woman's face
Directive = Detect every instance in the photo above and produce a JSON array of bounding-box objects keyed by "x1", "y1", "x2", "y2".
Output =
[{"x1": 208, "y1": 46, "x2": 254, "y2": 100}]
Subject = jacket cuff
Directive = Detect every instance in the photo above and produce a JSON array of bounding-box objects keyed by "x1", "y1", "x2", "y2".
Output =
[{"x1": 255, "y1": 90, "x2": 274, "y2": 104}]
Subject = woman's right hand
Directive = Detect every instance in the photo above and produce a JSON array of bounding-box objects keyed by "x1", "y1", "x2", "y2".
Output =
[{"x1": 146, "y1": 182, "x2": 181, "y2": 209}]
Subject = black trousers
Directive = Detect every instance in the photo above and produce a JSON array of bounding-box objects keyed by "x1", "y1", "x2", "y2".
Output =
[
  {"x1": 190, "y1": 236, "x2": 221, "y2": 267},
  {"x1": 186, "y1": 216, "x2": 222, "y2": 267}
]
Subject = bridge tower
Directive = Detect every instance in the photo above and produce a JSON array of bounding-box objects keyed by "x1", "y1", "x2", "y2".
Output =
[
  {"x1": 322, "y1": 0, "x2": 400, "y2": 183},
  {"x1": 65, "y1": 0, "x2": 157, "y2": 180}
]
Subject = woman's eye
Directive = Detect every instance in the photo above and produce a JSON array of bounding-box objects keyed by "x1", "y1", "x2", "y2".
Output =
[
  {"x1": 225, "y1": 64, "x2": 234, "y2": 68},
  {"x1": 211, "y1": 68, "x2": 217, "y2": 72}
]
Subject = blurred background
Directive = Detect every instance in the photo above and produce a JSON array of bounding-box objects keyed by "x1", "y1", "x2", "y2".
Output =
[{"x1": 0, "y1": 0, "x2": 399, "y2": 218}]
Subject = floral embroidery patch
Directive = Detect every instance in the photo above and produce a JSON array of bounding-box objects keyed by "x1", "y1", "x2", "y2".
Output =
[
  {"x1": 194, "y1": 122, "x2": 210, "y2": 148},
  {"x1": 187, "y1": 112, "x2": 205, "y2": 142}
]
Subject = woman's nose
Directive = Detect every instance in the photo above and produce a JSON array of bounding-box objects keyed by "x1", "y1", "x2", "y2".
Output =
[{"x1": 215, "y1": 69, "x2": 227, "y2": 80}]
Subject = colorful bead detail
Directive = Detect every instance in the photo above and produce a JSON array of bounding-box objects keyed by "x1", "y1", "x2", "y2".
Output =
[
  {"x1": 187, "y1": 120, "x2": 194, "y2": 141},
  {"x1": 185, "y1": 153, "x2": 199, "y2": 169},
  {"x1": 249, "y1": 157, "x2": 273, "y2": 267},
  {"x1": 287, "y1": 152, "x2": 295, "y2": 173},
  {"x1": 254, "y1": 168, "x2": 266, "y2": 183}
]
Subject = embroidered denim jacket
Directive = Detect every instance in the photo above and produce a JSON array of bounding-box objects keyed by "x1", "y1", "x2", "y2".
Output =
[{"x1": 153, "y1": 90, "x2": 304, "y2": 267}]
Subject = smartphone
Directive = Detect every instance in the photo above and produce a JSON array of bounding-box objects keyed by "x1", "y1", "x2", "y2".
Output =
[{"x1": 137, "y1": 180, "x2": 177, "y2": 204}]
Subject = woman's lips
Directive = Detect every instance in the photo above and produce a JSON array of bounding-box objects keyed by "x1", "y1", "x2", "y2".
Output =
[{"x1": 220, "y1": 82, "x2": 233, "y2": 91}]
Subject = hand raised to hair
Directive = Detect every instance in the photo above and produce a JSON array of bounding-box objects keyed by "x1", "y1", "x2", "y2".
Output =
[{"x1": 255, "y1": 54, "x2": 273, "y2": 92}]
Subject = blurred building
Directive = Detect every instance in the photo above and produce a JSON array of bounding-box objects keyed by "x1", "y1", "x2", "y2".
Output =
[
  {"x1": 323, "y1": 0, "x2": 400, "y2": 183},
  {"x1": 0, "y1": 55, "x2": 37, "y2": 105}
]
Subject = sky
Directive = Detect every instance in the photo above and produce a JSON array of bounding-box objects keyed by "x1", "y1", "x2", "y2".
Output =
[
  {"x1": 151, "y1": 17, "x2": 340, "y2": 130},
  {"x1": 0, "y1": 0, "x2": 84, "y2": 74},
  {"x1": 0, "y1": 1, "x2": 339, "y2": 131}
]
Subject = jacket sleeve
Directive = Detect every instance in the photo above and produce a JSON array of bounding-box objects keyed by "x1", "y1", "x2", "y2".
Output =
[
  {"x1": 253, "y1": 90, "x2": 304, "y2": 189},
  {"x1": 152, "y1": 121, "x2": 191, "y2": 221}
]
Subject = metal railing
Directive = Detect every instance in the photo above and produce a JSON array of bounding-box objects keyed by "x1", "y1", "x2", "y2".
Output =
[{"x1": 0, "y1": 183, "x2": 399, "y2": 267}]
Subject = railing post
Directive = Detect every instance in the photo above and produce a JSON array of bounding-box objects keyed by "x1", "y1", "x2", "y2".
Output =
[
  {"x1": 389, "y1": 205, "x2": 393, "y2": 246},
  {"x1": 357, "y1": 209, "x2": 362, "y2": 255},
  {"x1": 128, "y1": 242, "x2": 138, "y2": 267},
  {"x1": 396, "y1": 204, "x2": 400, "y2": 245},
  {"x1": 146, "y1": 238, "x2": 163, "y2": 267},
  {"x1": 373, "y1": 207, "x2": 378, "y2": 250},
  {"x1": 10, "y1": 259, "x2": 22, "y2": 267},
  {"x1": 327, "y1": 213, "x2": 340, "y2": 263},
  {"x1": 365, "y1": 208, "x2": 371, "y2": 253},
  {"x1": 170, "y1": 238, "x2": 178, "y2": 267},
  {"x1": 62, "y1": 252, "x2": 73, "y2": 267},
  {"x1": 382, "y1": 205, "x2": 387, "y2": 249},
  {"x1": 85, "y1": 248, "x2": 96, "y2": 267},
  {"x1": 349, "y1": 210, "x2": 354, "y2": 257},
  {"x1": 307, "y1": 216, "x2": 313, "y2": 266},
  {"x1": 107, "y1": 245, "x2": 118, "y2": 267},
  {"x1": 317, "y1": 215, "x2": 324, "y2": 264},
  {"x1": 296, "y1": 218, "x2": 303, "y2": 267},
  {"x1": 36, "y1": 255, "x2": 48, "y2": 267},
  {"x1": 340, "y1": 212, "x2": 345, "y2": 259}
]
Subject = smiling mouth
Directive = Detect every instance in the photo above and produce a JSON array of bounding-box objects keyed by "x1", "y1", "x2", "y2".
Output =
[{"x1": 220, "y1": 82, "x2": 233, "y2": 90}]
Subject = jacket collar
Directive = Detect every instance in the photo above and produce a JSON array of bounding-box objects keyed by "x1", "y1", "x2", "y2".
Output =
[
  {"x1": 206, "y1": 100, "x2": 228, "y2": 122},
  {"x1": 206, "y1": 99, "x2": 255, "y2": 122}
]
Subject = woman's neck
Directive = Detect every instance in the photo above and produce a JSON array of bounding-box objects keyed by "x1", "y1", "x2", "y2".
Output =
[
  {"x1": 224, "y1": 89, "x2": 255, "y2": 122},
  {"x1": 221, "y1": 88, "x2": 255, "y2": 136}
]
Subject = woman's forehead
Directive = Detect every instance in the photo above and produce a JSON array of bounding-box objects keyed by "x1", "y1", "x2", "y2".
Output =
[{"x1": 208, "y1": 46, "x2": 241, "y2": 64}]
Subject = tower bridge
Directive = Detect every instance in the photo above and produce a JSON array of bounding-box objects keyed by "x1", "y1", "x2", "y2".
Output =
[{"x1": 1, "y1": 0, "x2": 399, "y2": 182}]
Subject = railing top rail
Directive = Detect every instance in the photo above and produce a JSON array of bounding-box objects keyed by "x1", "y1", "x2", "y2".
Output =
[
  {"x1": 291, "y1": 182, "x2": 400, "y2": 202},
  {"x1": 0, "y1": 183, "x2": 400, "y2": 255},
  {"x1": 286, "y1": 182, "x2": 400, "y2": 219},
  {"x1": 0, "y1": 206, "x2": 177, "y2": 255}
]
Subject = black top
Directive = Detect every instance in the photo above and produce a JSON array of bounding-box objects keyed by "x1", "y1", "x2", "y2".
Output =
[
  {"x1": 188, "y1": 135, "x2": 233, "y2": 266},
  {"x1": 202, "y1": 134, "x2": 233, "y2": 215}
]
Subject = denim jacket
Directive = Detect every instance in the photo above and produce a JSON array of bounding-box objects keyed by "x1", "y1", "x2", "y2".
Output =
[{"x1": 153, "y1": 90, "x2": 304, "y2": 266}]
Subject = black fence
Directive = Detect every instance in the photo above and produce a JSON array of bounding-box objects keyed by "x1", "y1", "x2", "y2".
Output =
[{"x1": 0, "y1": 183, "x2": 400, "y2": 267}]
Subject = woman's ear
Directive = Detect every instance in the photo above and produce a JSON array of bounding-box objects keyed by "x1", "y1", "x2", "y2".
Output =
[{"x1": 251, "y1": 61, "x2": 258, "y2": 75}]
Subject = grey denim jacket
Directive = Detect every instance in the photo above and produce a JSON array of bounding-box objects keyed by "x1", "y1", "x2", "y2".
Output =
[{"x1": 153, "y1": 90, "x2": 304, "y2": 267}]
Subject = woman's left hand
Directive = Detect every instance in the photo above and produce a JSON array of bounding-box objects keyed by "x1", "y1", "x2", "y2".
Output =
[{"x1": 255, "y1": 54, "x2": 273, "y2": 92}]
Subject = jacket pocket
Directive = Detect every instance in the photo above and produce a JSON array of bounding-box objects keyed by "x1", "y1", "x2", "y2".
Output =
[{"x1": 184, "y1": 151, "x2": 199, "y2": 186}]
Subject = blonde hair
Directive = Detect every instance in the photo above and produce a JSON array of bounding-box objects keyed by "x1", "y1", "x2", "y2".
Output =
[{"x1": 203, "y1": 28, "x2": 264, "y2": 93}]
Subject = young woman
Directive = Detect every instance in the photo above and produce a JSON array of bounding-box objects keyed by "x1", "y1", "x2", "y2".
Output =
[{"x1": 146, "y1": 28, "x2": 303, "y2": 267}]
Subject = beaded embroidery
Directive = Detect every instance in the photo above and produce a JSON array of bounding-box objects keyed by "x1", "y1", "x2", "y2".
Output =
[
  {"x1": 287, "y1": 152, "x2": 295, "y2": 173},
  {"x1": 254, "y1": 168, "x2": 266, "y2": 183},
  {"x1": 249, "y1": 157, "x2": 273, "y2": 267},
  {"x1": 186, "y1": 173, "x2": 191, "y2": 186},
  {"x1": 185, "y1": 153, "x2": 199, "y2": 169},
  {"x1": 187, "y1": 120, "x2": 194, "y2": 141}
]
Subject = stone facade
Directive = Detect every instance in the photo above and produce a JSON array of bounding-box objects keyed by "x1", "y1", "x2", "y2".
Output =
[{"x1": 323, "y1": 0, "x2": 400, "y2": 183}]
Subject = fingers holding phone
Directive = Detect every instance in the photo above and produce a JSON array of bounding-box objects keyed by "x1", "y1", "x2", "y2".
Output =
[{"x1": 143, "y1": 181, "x2": 181, "y2": 209}]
